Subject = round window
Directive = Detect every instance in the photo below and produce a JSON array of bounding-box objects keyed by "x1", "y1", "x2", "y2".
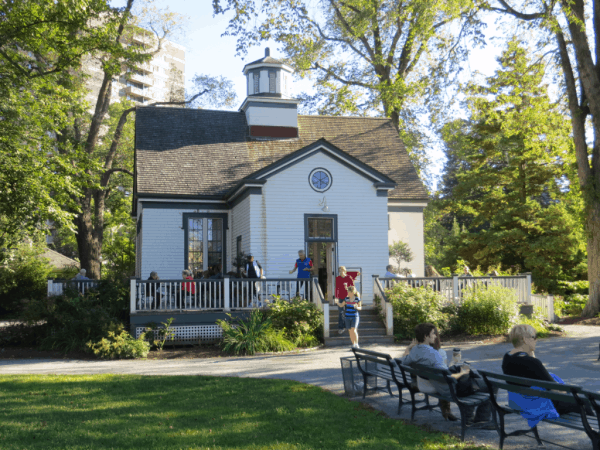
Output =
[{"x1": 309, "y1": 168, "x2": 332, "y2": 192}]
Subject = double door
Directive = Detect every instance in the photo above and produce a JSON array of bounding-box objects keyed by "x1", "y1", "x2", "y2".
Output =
[{"x1": 307, "y1": 242, "x2": 337, "y2": 304}]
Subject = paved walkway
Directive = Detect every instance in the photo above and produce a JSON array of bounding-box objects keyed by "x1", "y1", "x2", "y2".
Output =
[{"x1": 2, "y1": 325, "x2": 600, "y2": 449}]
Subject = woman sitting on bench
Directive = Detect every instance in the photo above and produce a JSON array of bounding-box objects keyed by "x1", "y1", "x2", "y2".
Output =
[
  {"x1": 400, "y1": 323, "x2": 494, "y2": 426},
  {"x1": 503, "y1": 324, "x2": 594, "y2": 427}
]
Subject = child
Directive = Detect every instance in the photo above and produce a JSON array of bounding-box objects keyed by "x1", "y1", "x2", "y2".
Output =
[
  {"x1": 336, "y1": 285, "x2": 362, "y2": 348},
  {"x1": 334, "y1": 266, "x2": 359, "y2": 334}
]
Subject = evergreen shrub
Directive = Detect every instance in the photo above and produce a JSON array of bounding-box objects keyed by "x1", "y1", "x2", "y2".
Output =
[
  {"x1": 456, "y1": 284, "x2": 519, "y2": 335},
  {"x1": 385, "y1": 283, "x2": 449, "y2": 339},
  {"x1": 267, "y1": 296, "x2": 323, "y2": 346},
  {"x1": 555, "y1": 293, "x2": 588, "y2": 317}
]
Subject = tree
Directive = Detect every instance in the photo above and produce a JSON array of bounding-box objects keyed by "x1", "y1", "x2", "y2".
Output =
[
  {"x1": 212, "y1": 0, "x2": 486, "y2": 178},
  {"x1": 389, "y1": 241, "x2": 414, "y2": 273},
  {"x1": 0, "y1": 0, "x2": 124, "y2": 257},
  {"x1": 55, "y1": 0, "x2": 238, "y2": 279},
  {"x1": 489, "y1": 0, "x2": 600, "y2": 316},
  {"x1": 437, "y1": 39, "x2": 587, "y2": 287}
]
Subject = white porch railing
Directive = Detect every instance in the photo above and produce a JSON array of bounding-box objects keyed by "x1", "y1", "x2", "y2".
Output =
[
  {"x1": 47, "y1": 279, "x2": 99, "y2": 296},
  {"x1": 372, "y1": 276, "x2": 394, "y2": 336},
  {"x1": 129, "y1": 277, "x2": 316, "y2": 313},
  {"x1": 378, "y1": 274, "x2": 532, "y2": 304}
]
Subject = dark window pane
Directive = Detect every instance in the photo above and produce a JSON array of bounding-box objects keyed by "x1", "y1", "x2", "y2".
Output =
[{"x1": 317, "y1": 219, "x2": 333, "y2": 238}]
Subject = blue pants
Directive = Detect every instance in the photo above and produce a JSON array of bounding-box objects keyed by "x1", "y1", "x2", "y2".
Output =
[{"x1": 338, "y1": 306, "x2": 346, "y2": 329}]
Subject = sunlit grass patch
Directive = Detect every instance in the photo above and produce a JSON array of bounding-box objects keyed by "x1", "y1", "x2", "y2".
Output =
[{"x1": 0, "y1": 374, "x2": 488, "y2": 449}]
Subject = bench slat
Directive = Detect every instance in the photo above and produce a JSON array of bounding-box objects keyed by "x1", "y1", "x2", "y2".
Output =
[
  {"x1": 479, "y1": 370, "x2": 582, "y2": 393},
  {"x1": 484, "y1": 379, "x2": 580, "y2": 404}
]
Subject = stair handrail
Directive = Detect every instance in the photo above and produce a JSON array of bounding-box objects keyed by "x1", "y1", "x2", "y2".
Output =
[
  {"x1": 312, "y1": 277, "x2": 329, "y2": 338},
  {"x1": 372, "y1": 275, "x2": 393, "y2": 336}
]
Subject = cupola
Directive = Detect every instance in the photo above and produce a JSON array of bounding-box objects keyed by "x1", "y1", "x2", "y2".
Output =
[{"x1": 239, "y1": 48, "x2": 299, "y2": 139}]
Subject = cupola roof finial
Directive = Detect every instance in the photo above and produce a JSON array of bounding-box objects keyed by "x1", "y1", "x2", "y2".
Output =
[{"x1": 265, "y1": 47, "x2": 270, "y2": 57}]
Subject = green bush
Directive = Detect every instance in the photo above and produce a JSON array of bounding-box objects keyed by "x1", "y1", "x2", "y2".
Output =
[
  {"x1": 267, "y1": 296, "x2": 323, "y2": 346},
  {"x1": 217, "y1": 310, "x2": 295, "y2": 356},
  {"x1": 456, "y1": 284, "x2": 519, "y2": 335},
  {"x1": 555, "y1": 293, "x2": 589, "y2": 317},
  {"x1": 21, "y1": 279, "x2": 129, "y2": 353},
  {"x1": 87, "y1": 327, "x2": 150, "y2": 359},
  {"x1": 554, "y1": 280, "x2": 589, "y2": 296},
  {"x1": 385, "y1": 283, "x2": 449, "y2": 339},
  {"x1": 0, "y1": 244, "x2": 53, "y2": 316}
]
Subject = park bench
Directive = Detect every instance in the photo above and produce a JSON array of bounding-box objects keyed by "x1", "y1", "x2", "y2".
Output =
[
  {"x1": 398, "y1": 362, "x2": 493, "y2": 441},
  {"x1": 351, "y1": 348, "x2": 411, "y2": 415},
  {"x1": 479, "y1": 370, "x2": 600, "y2": 450}
]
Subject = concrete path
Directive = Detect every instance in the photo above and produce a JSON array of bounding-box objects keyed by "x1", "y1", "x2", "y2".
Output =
[{"x1": 2, "y1": 325, "x2": 600, "y2": 449}]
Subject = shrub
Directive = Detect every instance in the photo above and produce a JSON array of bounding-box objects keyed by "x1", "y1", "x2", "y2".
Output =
[
  {"x1": 0, "y1": 243, "x2": 53, "y2": 316},
  {"x1": 267, "y1": 296, "x2": 323, "y2": 346},
  {"x1": 21, "y1": 279, "x2": 129, "y2": 353},
  {"x1": 555, "y1": 280, "x2": 589, "y2": 296},
  {"x1": 87, "y1": 327, "x2": 150, "y2": 359},
  {"x1": 385, "y1": 283, "x2": 449, "y2": 339},
  {"x1": 217, "y1": 310, "x2": 295, "y2": 355},
  {"x1": 556, "y1": 293, "x2": 589, "y2": 317},
  {"x1": 456, "y1": 284, "x2": 519, "y2": 335}
]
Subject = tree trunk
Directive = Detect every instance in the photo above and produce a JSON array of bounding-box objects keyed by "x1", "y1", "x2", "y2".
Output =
[
  {"x1": 582, "y1": 202, "x2": 600, "y2": 317},
  {"x1": 75, "y1": 191, "x2": 103, "y2": 279}
]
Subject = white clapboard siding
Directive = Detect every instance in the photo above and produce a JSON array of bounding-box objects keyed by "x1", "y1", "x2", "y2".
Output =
[
  {"x1": 257, "y1": 151, "x2": 388, "y2": 302},
  {"x1": 140, "y1": 208, "x2": 230, "y2": 280},
  {"x1": 388, "y1": 207, "x2": 425, "y2": 277},
  {"x1": 230, "y1": 195, "x2": 251, "y2": 267}
]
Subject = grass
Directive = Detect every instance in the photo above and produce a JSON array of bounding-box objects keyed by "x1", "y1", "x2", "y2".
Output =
[{"x1": 0, "y1": 375, "x2": 488, "y2": 450}]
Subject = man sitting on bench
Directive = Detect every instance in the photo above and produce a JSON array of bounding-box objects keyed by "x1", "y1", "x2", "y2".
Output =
[{"x1": 400, "y1": 322, "x2": 494, "y2": 427}]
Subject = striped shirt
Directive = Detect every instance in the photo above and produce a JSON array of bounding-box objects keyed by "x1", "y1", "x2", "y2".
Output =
[{"x1": 344, "y1": 296, "x2": 360, "y2": 318}]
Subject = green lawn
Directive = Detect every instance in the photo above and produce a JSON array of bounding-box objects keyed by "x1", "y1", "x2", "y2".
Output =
[{"x1": 0, "y1": 375, "x2": 487, "y2": 449}]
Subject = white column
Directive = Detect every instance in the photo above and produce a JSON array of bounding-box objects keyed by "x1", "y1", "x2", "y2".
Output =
[
  {"x1": 224, "y1": 277, "x2": 230, "y2": 311},
  {"x1": 130, "y1": 278, "x2": 137, "y2": 313},
  {"x1": 386, "y1": 303, "x2": 393, "y2": 336},
  {"x1": 452, "y1": 275, "x2": 459, "y2": 303},
  {"x1": 323, "y1": 304, "x2": 330, "y2": 338},
  {"x1": 47, "y1": 279, "x2": 53, "y2": 297}
]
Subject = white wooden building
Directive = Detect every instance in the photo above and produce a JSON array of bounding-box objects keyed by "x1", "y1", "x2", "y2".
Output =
[{"x1": 133, "y1": 48, "x2": 429, "y2": 306}]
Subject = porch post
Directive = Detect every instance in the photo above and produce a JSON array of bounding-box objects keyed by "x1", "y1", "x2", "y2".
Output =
[
  {"x1": 323, "y1": 304, "x2": 330, "y2": 338},
  {"x1": 130, "y1": 277, "x2": 137, "y2": 313},
  {"x1": 223, "y1": 277, "x2": 230, "y2": 311},
  {"x1": 385, "y1": 303, "x2": 393, "y2": 336},
  {"x1": 548, "y1": 296, "x2": 554, "y2": 322},
  {"x1": 525, "y1": 273, "x2": 532, "y2": 304},
  {"x1": 452, "y1": 275, "x2": 459, "y2": 303},
  {"x1": 47, "y1": 279, "x2": 52, "y2": 297}
]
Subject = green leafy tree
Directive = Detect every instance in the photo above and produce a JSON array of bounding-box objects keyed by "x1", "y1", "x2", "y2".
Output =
[
  {"x1": 213, "y1": 0, "x2": 486, "y2": 178},
  {"x1": 489, "y1": 0, "x2": 600, "y2": 316},
  {"x1": 437, "y1": 39, "x2": 586, "y2": 287},
  {"x1": 0, "y1": 0, "x2": 123, "y2": 256},
  {"x1": 389, "y1": 240, "x2": 414, "y2": 273}
]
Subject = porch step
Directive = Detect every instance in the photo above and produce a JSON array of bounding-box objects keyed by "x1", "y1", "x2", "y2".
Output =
[{"x1": 323, "y1": 335, "x2": 395, "y2": 347}]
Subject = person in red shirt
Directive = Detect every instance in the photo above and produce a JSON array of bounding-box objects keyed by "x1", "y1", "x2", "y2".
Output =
[
  {"x1": 334, "y1": 266, "x2": 359, "y2": 334},
  {"x1": 180, "y1": 269, "x2": 196, "y2": 308}
]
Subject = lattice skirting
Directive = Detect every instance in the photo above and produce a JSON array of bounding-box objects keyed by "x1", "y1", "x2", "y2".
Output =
[{"x1": 135, "y1": 325, "x2": 224, "y2": 342}]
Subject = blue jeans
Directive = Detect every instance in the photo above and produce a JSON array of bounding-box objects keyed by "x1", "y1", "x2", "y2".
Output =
[{"x1": 338, "y1": 306, "x2": 346, "y2": 330}]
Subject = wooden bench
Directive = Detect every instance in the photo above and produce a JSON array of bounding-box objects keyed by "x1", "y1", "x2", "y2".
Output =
[
  {"x1": 479, "y1": 370, "x2": 600, "y2": 450},
  {"x1": 398, "y1": 362, "x2": 493, "y2": 441},
  {"x1": 351, "y1": 348, "x2": 411, "y2": 415}
]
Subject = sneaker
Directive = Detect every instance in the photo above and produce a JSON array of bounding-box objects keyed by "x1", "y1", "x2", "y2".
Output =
[
  {"x1": 355, "y1": 343, "x2": 360, "y2": 348},
  {"x1": 338, "y1": 329, "x2": 345, "y2": 335}
]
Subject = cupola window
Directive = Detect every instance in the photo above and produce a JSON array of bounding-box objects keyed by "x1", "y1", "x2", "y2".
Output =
[
  {"x1": 269, "y1": 72, "x2": 276, "y2": 93},
  {"x1": 253, "y1": 73, "x2": 260, "y2": 94}
]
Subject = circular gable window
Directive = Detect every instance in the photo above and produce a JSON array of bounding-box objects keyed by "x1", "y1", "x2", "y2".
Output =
[{"x1": 309, "y1": 168, "x2": 332, "y2": 192}]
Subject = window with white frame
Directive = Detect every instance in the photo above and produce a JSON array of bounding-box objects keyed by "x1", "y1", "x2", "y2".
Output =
[
  {"x1": 253, "y1": 73, "x2": 260, "y2": 94},
  {"x1": 184, "y1": 214, "x2": 226, "y2": 276},
  {"x1": 269, "y1": 72, "x2": 276, "y2": 93}
]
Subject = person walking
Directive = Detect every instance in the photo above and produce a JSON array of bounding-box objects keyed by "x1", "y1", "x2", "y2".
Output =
[
  {"x1": 289, "y1": 249, "x2": 313, "y2": 299},
  {"x1": 336, "y1": 285, "x2": 361, "y2": 348},
  {"x1": 334, "y1": 266, "x2": 359, "y2": 334}
]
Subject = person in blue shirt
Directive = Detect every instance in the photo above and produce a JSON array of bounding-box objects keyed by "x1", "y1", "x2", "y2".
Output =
[
  {"x1": 336, "y1": 285, "x2": 361, "y2": 348},
  {"x1": 289, "y1": 250, "x2": 313, "y2": 299}
]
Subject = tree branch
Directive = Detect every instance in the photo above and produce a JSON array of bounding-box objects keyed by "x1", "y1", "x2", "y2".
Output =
[{"x1": 492, "y1": 0, "x2": 547, "y2": 21}]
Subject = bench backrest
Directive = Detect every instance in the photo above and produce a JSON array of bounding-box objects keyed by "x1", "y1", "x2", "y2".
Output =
[
  {"x1": 399, "y1": 363, "x2": 456, "y2": 385},
  {"x1": 352, "y1": 348, "x2": 398, "y2": 380},
  {"x1": 479, "y1": 370, "x2": 583, "y2": 405}
]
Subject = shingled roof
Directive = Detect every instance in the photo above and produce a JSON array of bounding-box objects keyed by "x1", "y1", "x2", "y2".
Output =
[{"x1": 134, "y1": 107, "x2": 429, "y2": 202}]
